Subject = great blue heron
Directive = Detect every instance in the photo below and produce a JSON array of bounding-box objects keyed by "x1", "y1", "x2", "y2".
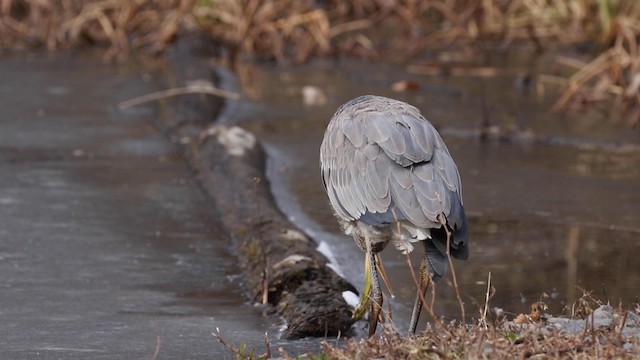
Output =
[{"x1": 320, "y1": 95, "x2": 469, "y2": 336}]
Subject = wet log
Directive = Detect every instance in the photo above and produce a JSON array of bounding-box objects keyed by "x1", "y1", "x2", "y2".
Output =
[{"x1": 157, "y1": 34, "x2": 356, "y2": 339}]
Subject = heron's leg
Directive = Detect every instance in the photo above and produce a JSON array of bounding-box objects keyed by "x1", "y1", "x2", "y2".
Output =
[
  {"x1": 367, "y1": 238, "x2": 383, "y2": 337},
  {"x1": 409, "y1": 257, "x2": 431, "y2": 334}
]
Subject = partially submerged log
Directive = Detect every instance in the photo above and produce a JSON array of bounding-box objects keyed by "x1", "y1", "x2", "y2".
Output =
[{"x1": 156, "y1": 34, "x2": 356, "y2": 339}]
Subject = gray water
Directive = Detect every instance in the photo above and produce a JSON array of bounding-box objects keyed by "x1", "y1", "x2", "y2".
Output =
[
  {"x1": 2, "y1": 49, "x2": 638, "y2": 358},
  {"x1": 0, "y1": 53, "x2": 322, "y2": 359},
  {"x1": 235, "y1": 54, "x2": 640, "y2": 332}
]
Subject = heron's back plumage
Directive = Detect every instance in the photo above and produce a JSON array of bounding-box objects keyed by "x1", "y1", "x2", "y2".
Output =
[{"x1": 320, "y1": 95, "x2": 468, "y2": 281}]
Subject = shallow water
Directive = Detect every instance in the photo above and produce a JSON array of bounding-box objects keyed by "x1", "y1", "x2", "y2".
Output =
[
  {"x1": 4, "y1": 48, "x2": 636, "y2": 357},
  {"x1": 0, "y1": 53, "x2": 324, "y2": 358},
  {"x1": 235, "y1": 54, "x2": 640, "y2": 332}
]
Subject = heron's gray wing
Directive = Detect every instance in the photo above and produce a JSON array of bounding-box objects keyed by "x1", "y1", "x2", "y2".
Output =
[
  {"x1": 362, "y1": 109, "x2": 435, "y2": 167},
  {"x1": 320, "y1": 96, "x2": 439, "y2": 224},
  {"x1": 321, "y1": 96, "x2": 467, "y2": 249},
  {"x1": 413, "y1": 138, "x2": 467, "y2": 231},
  {"x1": 320, "y1": 111, "x2": 391, "y2": 222},
  {"x1": 414, "y1": 139, "x2": 469, "y2": 259},
  {"x1": 362, "y1": 101, "x2": 465, "y2": 229}
]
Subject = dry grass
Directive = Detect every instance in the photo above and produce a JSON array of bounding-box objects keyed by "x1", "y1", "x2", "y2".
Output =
[
  {"x1": 320, "y1": 323, "x2": 639, "y2": 359},
  {"x1": 211, "y1": 293, "x2": 640, "y2": 359},
  {"x1": 320, "y1": 292, "x2": 640, "y2": 359},
  {"x1": 1, "y1": 1, "x2": 637, "y2": 59},
  {"x1": 193, "y1": 0, "x2": 331, "y2": 65},
  {"x1": 539, "y1": 1, "x2": 640, "y2": 126},
  {"x1": 1, "y1": 0, "x2": 639, "y2": 117},
  {"x1": 1, "y1": 1, "x2": 638, "y2": 118},
  {"x1": 0, "y1": 0, "x2": 193, "y2": 61}
]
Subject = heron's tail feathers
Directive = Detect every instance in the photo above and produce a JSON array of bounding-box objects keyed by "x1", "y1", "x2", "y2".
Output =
[
  {"x1": 425, "y1": 240, "x2": 448, "y2": 282},
  {"x1": 425, "y1": 223, "x2": 469, "y2": 282}
]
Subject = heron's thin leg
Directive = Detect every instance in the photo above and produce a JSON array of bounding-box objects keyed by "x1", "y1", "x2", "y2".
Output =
[
  {"x1": 367, "y1": 238, "x2": 383, "y2": 337},
  {"x1": 409, "y1": 257, "x2": 431, "y2": 334}
]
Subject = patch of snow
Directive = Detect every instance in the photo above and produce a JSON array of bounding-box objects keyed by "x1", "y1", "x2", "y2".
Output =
[{"x1": 342, "y1": 291, "x2": 359, "y2": 308}]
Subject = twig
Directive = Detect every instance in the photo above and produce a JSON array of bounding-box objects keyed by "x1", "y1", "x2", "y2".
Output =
[
  {"x1": 263, "y1": 331, "x2": 272, "y2": 359},
  {"x1": 475, "y1": 328, "x2": 486, "y2": 359},
  {"x1": 601, "y1": 283, "x2": 609, "y2": 305},
  {"x1": 440, "y1": 212, "x2": 465, "y2": 325},
  {"x1": 149, "y1": 334, "x2": 160, "y2": 360},
  {"x1": 212, "y1": 327, "x2": 240, "y2": 354},
  {"x1": 617, "y1": 310, "x2": 628, "y2": 347},
  {"x1": 118, "y1": 81, "x2": 240, "y2": 109},
  {"x1": 328, "y1": 19, "x2": 372, "y2": 38},
  {"x1": 375, "y1": 244, "x2": 394, "y2": 295},
  {"x1": 403, "y1": 247, "x2": 438, "y2": 324},
  {"x1": 252, "y1": 177, "x2": 269, "y2": 306},
  {"x1": 541, "y1": 73, "x2": 626, "y2": 96},
  {"x1": 391, "y1": 207, "x2": 439, "y2": 327},
  {"x1": 481, "y1": 272, "x2": 492, "y2": 329},
  {"x1": 551, "y1": 51, "x2": 614, "y2": 111}
]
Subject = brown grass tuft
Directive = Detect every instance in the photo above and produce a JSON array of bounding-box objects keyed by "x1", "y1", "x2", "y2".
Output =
[{"x1": 2, "y1": 1, "x2": 638, "y2": 114}]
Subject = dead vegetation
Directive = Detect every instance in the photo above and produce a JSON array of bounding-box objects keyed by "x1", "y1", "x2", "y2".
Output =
[
  {"x1": 193, "y1": 0, "x2": 331, "y2": 65},
  {"x1": 321, "y1": 314, "x2": 640, "y2": 360},
  {"x1": 1, "y1": 0, "x2": 639, "y2": 117},
  {"x1": 211, "y1": 291, "x2": 640, "y2": 359},
  {"x1": 338, "y1": 293, "x2": 640, "y2": 359},
  {"x1": 0, "y1": 0, "x2": 192, "y2": 61},
  {"x1": 315, "y1": 267, "x2": 640, "y2": 359}
]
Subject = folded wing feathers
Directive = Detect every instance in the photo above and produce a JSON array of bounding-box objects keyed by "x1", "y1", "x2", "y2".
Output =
[
  {"x1": 390, "y1": 164, "x2": 413, "y2": 189},
  {"x1": 368, "y1": 111, "x2": 435, "y2": 167},
  {"x1": 320, "y1": 95, "x2": 464, "y2": 237},
  {"x1": 360, "y1": 148, "x2": 389, "y2": 213},
  {"x1": 342, "y1": 117, "x2": 364, "y2": 148},
  {"x1": 411, "y1": 170, "x2": 445, "y2": 222},
  {"x1": 389, "y1": 175, "x2": 424, "y2": 226}
]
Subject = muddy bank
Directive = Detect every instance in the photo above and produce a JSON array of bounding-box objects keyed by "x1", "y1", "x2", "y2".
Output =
[{"x1": 153, "y1": 35, "x2": 356, "y2": 339}]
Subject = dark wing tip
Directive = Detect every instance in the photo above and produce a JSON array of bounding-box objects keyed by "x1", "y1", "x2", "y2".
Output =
[{"x1": 424, "y1": 240, "x2": 448, "y2": 283}]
